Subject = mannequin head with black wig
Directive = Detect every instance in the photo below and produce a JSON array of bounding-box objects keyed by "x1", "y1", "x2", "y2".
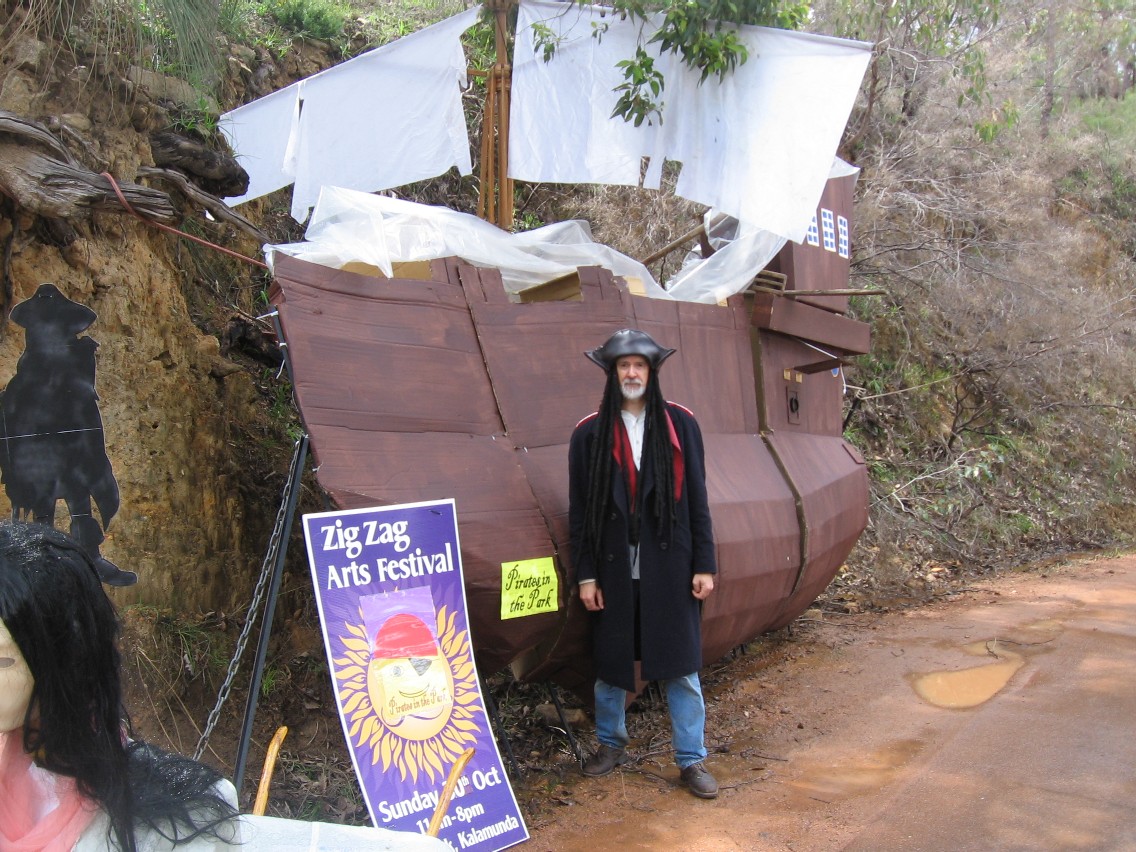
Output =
[{"x1": 0, "y1": 521, "x2": 236, "y2": 852}]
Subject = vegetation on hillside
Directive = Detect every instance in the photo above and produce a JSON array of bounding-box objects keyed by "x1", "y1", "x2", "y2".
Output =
[{"x1": 814, "y1": 0, "x2": 1136, "y2": 603}]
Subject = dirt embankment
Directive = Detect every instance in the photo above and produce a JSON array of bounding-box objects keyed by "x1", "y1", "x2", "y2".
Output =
[{"x1": 0, "y1": 9, "x2": 332, "y2": 613}]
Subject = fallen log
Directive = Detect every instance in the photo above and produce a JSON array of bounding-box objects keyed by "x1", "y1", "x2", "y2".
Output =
[
  {"x1": 0, "y1": 110, "x2": 78, "y2": 166},
  {"x1": 137, "y1": 165, "x2": 267, "y2": 244},
  {"x1": 0, "y1": 141, "x2": 177, "y2": 221},
  {"x1": 0, "y1": 110, "x2": 176, "y2": 222},
  {"x1": 150, "y1": 130, "x2": 249, "y2": 198}
]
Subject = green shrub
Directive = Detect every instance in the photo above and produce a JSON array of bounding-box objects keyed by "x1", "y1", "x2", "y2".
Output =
[{"x1": 270, "y1": 0, "x2": 349, "y2": 40}]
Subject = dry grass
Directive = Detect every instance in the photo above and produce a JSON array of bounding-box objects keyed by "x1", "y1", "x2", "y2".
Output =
[{"x1": 841, "y1": 30, "x2": 1136, "y2": 589}]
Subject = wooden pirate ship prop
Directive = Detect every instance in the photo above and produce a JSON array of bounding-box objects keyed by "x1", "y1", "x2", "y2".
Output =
[
  {"x1": 267, "y1": 179, "x2": 869, "y2": 694},
  {"x1": 228, "y1": 1, "x2": 874, "y2": 694}
]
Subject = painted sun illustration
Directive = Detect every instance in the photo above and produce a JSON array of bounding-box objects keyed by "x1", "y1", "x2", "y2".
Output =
[{"x1": 334, "y1": 604, "x2": 481, "y2": 783}]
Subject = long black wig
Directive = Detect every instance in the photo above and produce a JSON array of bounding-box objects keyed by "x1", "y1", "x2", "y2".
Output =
[
  {"x1": 580, "y1": 367, "x2": 678, "y2": 566},
  {"x1": 0, "y1": 521, "x2": 237, "y2": 852}
]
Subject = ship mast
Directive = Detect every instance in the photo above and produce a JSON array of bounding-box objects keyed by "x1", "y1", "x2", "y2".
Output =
[{"x1": 476, "y1": 0, "x2": 515, "y2": 230}]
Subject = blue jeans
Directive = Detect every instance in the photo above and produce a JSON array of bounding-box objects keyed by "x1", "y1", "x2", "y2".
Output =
[{"x1": 594, "y1": 674, "x2": 707, "y2": 769}]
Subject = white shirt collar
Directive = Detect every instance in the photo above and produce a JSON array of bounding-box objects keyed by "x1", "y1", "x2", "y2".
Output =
[{"x1": 620, "y1": 408, "x2": 645, "y2": 469}]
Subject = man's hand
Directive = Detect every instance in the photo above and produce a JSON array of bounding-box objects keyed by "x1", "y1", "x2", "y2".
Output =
[
  {"x1": 692, "y1": 573, "x2": 715, "y2": 600},
  {"x1": 579, "y1": 581, "x2": 604, "y2": 611}
]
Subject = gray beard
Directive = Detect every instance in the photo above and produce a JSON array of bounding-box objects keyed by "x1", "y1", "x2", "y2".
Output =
[{"x1": 621, "y1": 382, "x2": 645, "y2": 401}]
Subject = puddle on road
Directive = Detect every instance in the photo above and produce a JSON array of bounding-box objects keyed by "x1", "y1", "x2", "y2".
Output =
[
  {"x1": 910, "y1": 641, "x2": 1025, "y2": 709},
  {"x1": 1004, "y1": 618, "x2": 1065, "y2": 646},
  {"x1": 787, "y1": 738, "x2": 924, "y2": 802},
  {"x1": 910, "y1": 617, "x2": 1065, "y2": 709}
]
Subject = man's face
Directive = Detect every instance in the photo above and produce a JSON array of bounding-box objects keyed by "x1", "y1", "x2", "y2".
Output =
[
  {"x1": 617, "y1": 355, "x2": 650, "y2": 402},
  {"x1": 0, "y1": 619, "x2": 33, "y2": 734}
]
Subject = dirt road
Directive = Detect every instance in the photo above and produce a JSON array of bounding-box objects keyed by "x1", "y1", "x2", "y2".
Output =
[{"x1": 521, "y1": 556, "x2": 1136, "y2": 851}]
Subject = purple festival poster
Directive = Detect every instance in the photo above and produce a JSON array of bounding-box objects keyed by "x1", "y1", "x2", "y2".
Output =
[{"x1": 302, "y1": 499, "x2": 529, "y2": 851}]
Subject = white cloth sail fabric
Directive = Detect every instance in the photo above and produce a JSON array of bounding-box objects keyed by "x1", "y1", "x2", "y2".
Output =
[
  {"x1": 216, "y1": 84, "x2": 301, "y2": 207},
  {"x1": 220, "y1": 1, "x2": 867, "y2": 238},
  {"x1": 218, "y1": 7, "x2": 480, "y2": 221},
  {"x1": 511, "y1": 0, "x2": 871, "y2": 243},
  {"x1": 509, "y1": 2, "x2": 658, "y2": 187},
  {"x1": 267, "y1": 186, "x2": 670, "y2": 298}
]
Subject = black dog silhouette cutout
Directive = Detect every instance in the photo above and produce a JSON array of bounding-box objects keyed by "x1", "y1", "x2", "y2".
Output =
[{"x1": 0, "y1": 283, "x2": 136, "y2": 585}]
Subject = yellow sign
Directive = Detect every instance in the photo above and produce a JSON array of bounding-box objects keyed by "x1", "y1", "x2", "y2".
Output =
[{"x1": 500, "y1": 557, "x2": 558, "y2": 619}]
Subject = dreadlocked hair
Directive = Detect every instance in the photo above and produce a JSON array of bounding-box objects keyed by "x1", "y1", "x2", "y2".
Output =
[
  {"x1": 581, "y1": 369, "x2": 678, "y2": 565},
  {"x1": 581, "y1": 370, "x2": 622, "y2": 564},
  {"x1": 642, "y1": 372, "x2": 678, "y2": 543}
]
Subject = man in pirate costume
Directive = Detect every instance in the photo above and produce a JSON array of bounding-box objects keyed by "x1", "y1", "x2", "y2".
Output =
[{"x1": 568, "y1": 328, "x2": 718, "y2": 799}]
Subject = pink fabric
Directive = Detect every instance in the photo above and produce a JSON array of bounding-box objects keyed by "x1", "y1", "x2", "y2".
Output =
[{"x1": 0, "y1": 732, "x2": 97, "y2": 852}]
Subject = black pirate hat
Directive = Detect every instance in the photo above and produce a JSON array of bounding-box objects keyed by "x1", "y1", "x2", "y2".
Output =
[{"x1": 585, "y1": 328, "x2": 675, "y2": 371}]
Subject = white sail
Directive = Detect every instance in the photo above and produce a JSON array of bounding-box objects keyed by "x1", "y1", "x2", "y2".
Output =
[
  {"x1": 511, "y1": 0, "x2": 871, "y2": 243},
  {"x1": 219, "y1": 7, "x2": 481, "y2": 220}
]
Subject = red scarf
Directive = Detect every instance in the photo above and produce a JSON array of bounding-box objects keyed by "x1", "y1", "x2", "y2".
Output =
[{"x1": 612, "y1": 407, "x2": 684, "y2": 505}]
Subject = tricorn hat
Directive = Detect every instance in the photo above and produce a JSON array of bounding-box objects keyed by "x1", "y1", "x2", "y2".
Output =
[{"x1": 585, "y1": 328, "x2": 675, "y2": 370}]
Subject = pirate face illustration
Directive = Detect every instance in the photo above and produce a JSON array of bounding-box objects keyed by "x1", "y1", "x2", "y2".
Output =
[{"x1": 367, "y1": 612, "x2": 454, "y2": 740}]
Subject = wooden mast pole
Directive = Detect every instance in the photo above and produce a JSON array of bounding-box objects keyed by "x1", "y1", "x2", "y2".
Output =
[
  {"x1": 495, "y1": 0, "x2": 514, "y2": 230},
  {"x1": 478, "y1": 72, "x2": 496, "y2": 223},
  {"x1": 477, "y1": 0, "x2": 514, "y2": 230}
]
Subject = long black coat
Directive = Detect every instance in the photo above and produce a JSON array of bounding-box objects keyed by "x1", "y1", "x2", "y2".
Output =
[{"x1": 568, "y1": 402, "x2": 717, "y2": 692}]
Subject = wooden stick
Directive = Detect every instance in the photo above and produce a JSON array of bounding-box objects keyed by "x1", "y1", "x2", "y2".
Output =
[
  {"x1": 480, "y1": 71, "x2": 497, "y2": 223},
  {"x1": 495, "y1": 0, "x2": 513, "y2": 230},
  {"x1": 640, "y1": 222, "x2": 707, "y2": 266},
  {"x1": 426, "y1": 747, "x2": 476, "y2": 836},
  {"x1": 499, "y1": 68, "x2": 513, "y2": 229},
  {"x1": 252, "y1": 725, "x2": 289, "y2": 816},
  {"x1": 751, "y1": 287, "x2": 887, "y2": 297}
]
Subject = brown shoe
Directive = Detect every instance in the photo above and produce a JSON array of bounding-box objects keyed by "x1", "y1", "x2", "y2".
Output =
[
  {"x1": 582, "y1": 744, "x2": 628, "y2": 777},
  {"x1": 680, "y1": 761, "x2": 718, "y2": 799}
]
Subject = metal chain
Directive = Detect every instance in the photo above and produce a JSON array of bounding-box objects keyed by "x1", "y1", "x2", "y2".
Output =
[{"x1": 193, "y1": 435, "x2": 307, "y2": 761}]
